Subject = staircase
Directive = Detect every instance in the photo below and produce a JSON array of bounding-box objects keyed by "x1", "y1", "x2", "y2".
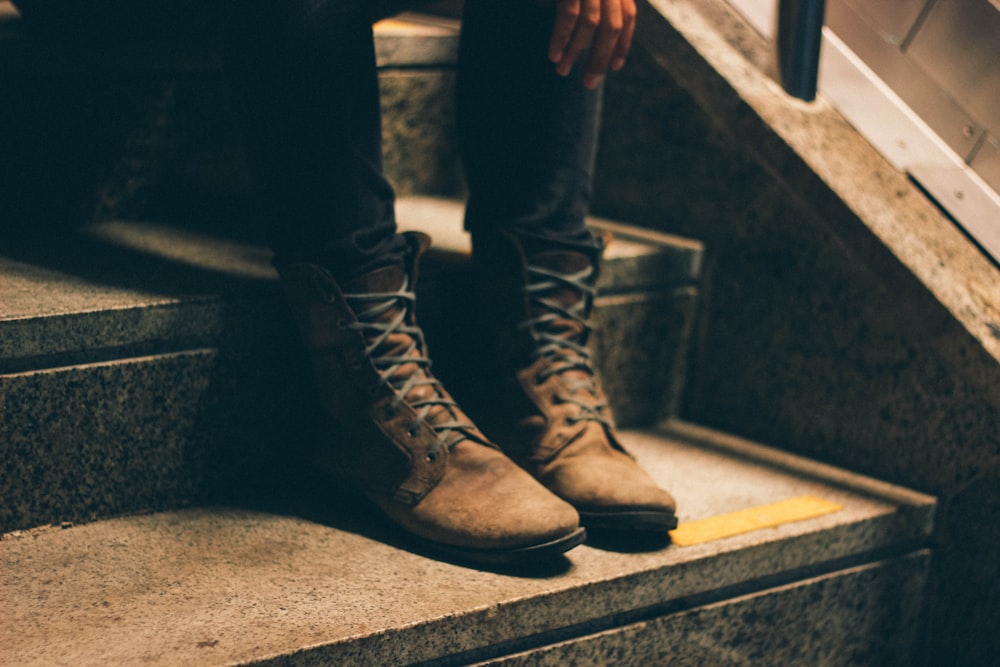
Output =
[{"x1": 0, "y1": 7, "x2": 937, "y2": 665}]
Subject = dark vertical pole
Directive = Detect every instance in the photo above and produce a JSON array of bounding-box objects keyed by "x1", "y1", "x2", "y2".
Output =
[{"x1": 777, "y1": 0, "x2": 826, "y2": 101}]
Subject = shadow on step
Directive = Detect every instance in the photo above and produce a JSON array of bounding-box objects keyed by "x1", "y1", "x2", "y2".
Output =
[
  {"x1": 1, "y1": 220, "x2": 273, "y2": 303},
  {"x1": 222, "y1": 457, "x2": 577, "y2": 578},
  {"x1": 585, "y1": 529, "x2": 673, "y2": 553}
]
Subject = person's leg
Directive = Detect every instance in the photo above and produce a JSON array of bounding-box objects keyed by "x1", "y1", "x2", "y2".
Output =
[
  {"x1": 456, "y1": 0, "x2": 603, "y2": 254},
  {"x1": 225, "y1": 0, "x2": 408, "y2": 281},
  {"x1": 18, "y1": 0, "x2": 406, "y2": 280},
  {"x1": 13, "y1": 0, "x2": 219, "y2": 37},
  {"x1": 457, "y1": 0, "x2": 677, "y2": 533},
  {"x1": 229, "y1": 0, "x2": 584, "y2": 564},
  {"x1": 13, "y1": 0, "x2": 403, "y2": 281}
]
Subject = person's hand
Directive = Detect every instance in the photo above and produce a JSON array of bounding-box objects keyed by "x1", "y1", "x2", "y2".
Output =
[{"x1": 547, "y1": 0, "x2": 637, "y2": 89}]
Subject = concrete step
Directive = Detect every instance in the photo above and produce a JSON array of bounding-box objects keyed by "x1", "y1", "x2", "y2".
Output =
[
  {"x1": 0, "y1": 421, "x2": 936, "y2": 666},
  {"x1": 0, "y1": 196, "x2": 703, "y2": 534}
]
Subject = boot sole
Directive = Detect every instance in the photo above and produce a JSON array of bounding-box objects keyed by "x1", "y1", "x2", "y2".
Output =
[
  {"x1": 421, "y1": 527, "x2": 587, "y2": 567},
  {"x1": 578, "y1": 510, "x2": 679, "y2": 532}
]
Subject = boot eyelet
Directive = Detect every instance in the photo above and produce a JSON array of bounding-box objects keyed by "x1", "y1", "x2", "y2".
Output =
[
  {"x1": 384, "y1": 405, "x2": 397, "y2": 419},
  {"x1": 368, "y1": 385, "x2": 381, "y2": 397},
  {"x1": 425, "y1": 452, "x2": 437, "y2": 463},
  {"x1": 407, "y1": 425, "x2": 420, "y2": 438}
]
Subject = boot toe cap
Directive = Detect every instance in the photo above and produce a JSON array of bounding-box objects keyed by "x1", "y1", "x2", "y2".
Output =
[
  {"x1": 541, "y1": 450, "x2": 677, "y2": 525},
  {"x1": 382, "y1": 443, "x2": 581, "y2": 552}
]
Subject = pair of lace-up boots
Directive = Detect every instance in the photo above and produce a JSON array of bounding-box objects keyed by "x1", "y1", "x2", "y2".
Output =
[{"x1": 280, "y1": 231, "x2": 676, "y2": 565}]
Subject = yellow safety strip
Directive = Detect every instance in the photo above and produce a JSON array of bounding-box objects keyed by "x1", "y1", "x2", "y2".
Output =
[{"x1": 669, "y1": 495, "x2": 843, "y2": 546}]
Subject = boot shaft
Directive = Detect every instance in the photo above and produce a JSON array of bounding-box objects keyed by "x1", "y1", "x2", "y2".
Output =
[
  {"x1": 472, "y1": 231, "x2": 605, "y2": 362},
  {"x1": 470, "y1": 232, "x2": 619, "y2": 458},
  {"x1": 279, "y1": 231, "x2": 489, "y2": 504}
]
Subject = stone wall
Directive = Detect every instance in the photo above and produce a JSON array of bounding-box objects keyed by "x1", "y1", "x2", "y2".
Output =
[{"x1": 591, "y1": 1, "x2": 1000, "y2": 664}]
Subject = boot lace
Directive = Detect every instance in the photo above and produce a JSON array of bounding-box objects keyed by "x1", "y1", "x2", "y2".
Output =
[
  {"x1": 343, "y1": 277, "x2": 474, "y2": 460},
  {"x1": 519, "y1": 262, "x2": 613, "y2": 429}
]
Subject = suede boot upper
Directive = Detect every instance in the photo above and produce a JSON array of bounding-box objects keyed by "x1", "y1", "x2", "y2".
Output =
[
  {"x1": 472, "y1": 231, "x2": 678, "y2": 530},
  {"x1": 280, "y1": 232, "x2": 583, "y2": 559}
]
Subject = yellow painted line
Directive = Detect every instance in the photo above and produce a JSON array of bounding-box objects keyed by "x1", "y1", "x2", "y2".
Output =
[{"x1": 669, "y1": 495, "x2": 843, "y2": 546}]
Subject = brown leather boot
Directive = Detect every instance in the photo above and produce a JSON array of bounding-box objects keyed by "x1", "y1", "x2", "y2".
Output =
[
  {"x1": 471, "y1": 232, "x2": 678, "y2": 532},
  {"x1": 279, "y1": 232, "x2": 584, "y2": 565}
]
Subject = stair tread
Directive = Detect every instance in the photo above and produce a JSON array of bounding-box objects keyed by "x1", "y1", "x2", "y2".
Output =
[
  {"x1": 0, "y1": 196, "x2": 701, "y2": 364},
  {"x1": 1, "y1": 195, "x2": 702, "y2": 533},
  {"x1": 0, "y1": 222, "x2": 274, "y2": 365},
  {"x1": 0, "y1": 422, "x2": 934, "y2": 667}
]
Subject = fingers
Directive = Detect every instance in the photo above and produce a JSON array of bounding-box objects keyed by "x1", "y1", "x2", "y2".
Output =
[
  {"x1": 610, "y1": 0, "x2": 636, "y2": 72},
  {"x1": 548, "y1": 0, "x2": 637, "y2": 89},
  {"x1": 550, "y1": 0, "x2": 601, "y2": 78},
  {"x1": 548, "y1": 0, "x2": 580, "y2": 66},
  {"x1": 582, "y1": 0, "x2": 621, "y2": 88}
]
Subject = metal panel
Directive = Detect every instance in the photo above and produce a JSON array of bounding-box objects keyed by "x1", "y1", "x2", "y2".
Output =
[
  {"x1": 906, "y1": 0, "x2": 1000, "y2": 136},
  {"x1": 971, "y1": 134, "x2": 1000, "y2": 194},
  {"x1": 725, "y1": 0, "x2": 1000, "y2": 261},
  {"x1": 827, "y1": 0, "x2": 983, "y2": 159},
  {"x1": 839, "y1": 0, "x2": 930, "y2": 47},
  {"x1": 820, "y1": 28, "x2": 1000, "y2": 263}
]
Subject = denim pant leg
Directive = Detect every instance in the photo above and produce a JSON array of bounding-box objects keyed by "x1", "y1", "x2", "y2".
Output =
[
  {"x1": 226, "y1": 0, "x2": 409, "y2": 280},
  {"x1": 457, "y1": 0, "x2": 604, "y2": 254},
  {"x1": 13, "y1": 0, "x2": 221, "y2": 36}
]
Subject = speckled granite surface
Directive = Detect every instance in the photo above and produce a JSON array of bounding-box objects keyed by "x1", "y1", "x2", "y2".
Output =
[
  {"x1": 591, "y1": 290, "x2": 698, "y2": 424},
  {"x1": 1, "y1": 196, "x2": 701, "y2": 533},
  {"x1": 475, "y1": 552, "x2": 930, "y2": 667},
  {"x1": 0, "y1": 424, "x2": 934, "y2": 667},
  {"x1": 590, "y1": 0, "x2": 1000, "y2": 662},
  {"x1": 0, "y1": 352, "x2": 216, "y2": 530},
  {"x1": 380, "y1": 70, "x2": 465, "y2": 198}
]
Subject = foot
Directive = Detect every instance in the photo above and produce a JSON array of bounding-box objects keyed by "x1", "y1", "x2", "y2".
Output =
[
  {"x1": 472, "y1": 232, "x2": 678, "y2": 533},
  {"x1": 280, "y1": 232, "x2": 584, "y2": 565}
]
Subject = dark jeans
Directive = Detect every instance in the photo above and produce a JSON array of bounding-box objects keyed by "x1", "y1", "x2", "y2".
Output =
[{"x1": 15, "y1": 0, "x2": 603, "y2": 280}]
